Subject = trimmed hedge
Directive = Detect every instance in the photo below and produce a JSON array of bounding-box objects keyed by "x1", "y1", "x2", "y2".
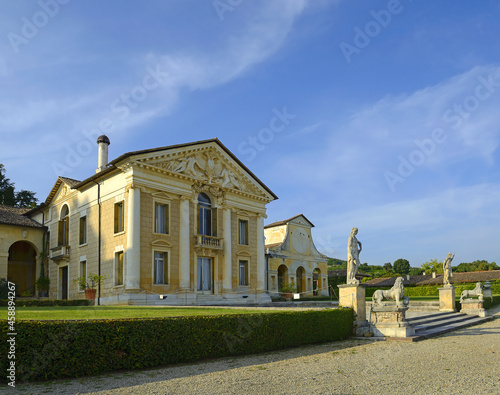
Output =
[
  {"x1": 0, "y1": 299, "x2": 92, "y2": 307},
  {"x1": 0, "y1": 309, "x2": 352, "y2": 382},
  {"x1": 366, "y1": 281, "x2": 500, "y2": 298}
]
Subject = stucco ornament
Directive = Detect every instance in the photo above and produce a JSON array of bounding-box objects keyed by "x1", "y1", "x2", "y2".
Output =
[
  {"x1": 443, "y1": 252, "x2": 455, "y2": 287},
  {"x1": 460, "y1": 282, "x2": 484, "y2": 303},
  {"x1": 372, "y1": 277, "x2": 409, "y2": 307},
  {"x1": 147, "y1": 149, "x2": 264, "y2": 196},
  {"x1": 347, "y1": 227, "x2": 362, "y2": 284}
]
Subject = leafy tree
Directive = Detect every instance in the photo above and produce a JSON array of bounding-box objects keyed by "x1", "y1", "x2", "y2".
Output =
[
  {"x1": 383, "y1": 262, "x2": 393, "y2": 272},
  {"x1": 393, "y1": 258, "x2": 410, "y2": 275},
  {"x1": 409, "y1": 267, "x2": 424, "y2": 276},
  {"x1": 455, "y1": 260, "x2": 499, "y2": 272},
  {"x1": 0, "y1": 164, "x2": 37, "y2": 208},
  {"x1": 420, "y1": 259, "x2": 442, "y2": 274}
]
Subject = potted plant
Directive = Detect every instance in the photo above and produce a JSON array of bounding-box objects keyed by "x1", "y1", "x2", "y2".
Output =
[
  {"x1": 36, "y1": 276, "x2": 50, "y2": 297},
  {"x1": 74, "y1": 273, "x2": 106, "y2": 300},
  {"x1": 281, "y1": 282, "x2": 297, "y2": 300}
]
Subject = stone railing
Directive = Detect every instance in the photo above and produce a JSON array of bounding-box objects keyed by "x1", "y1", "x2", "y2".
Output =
[
  {"x1": 50, "y1": 245, "x2": 71, "y2": 262},
  {"x1": 196, "y1": 235, "x2": 223, "y2": 250}
]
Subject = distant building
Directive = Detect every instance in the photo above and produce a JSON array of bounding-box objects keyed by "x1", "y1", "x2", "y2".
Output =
[
  {"x1": 264, "y1": 214, "x2": 328, "y2": 297},
  {"x1": 1, "y1": 137, "x2": 278, "y2": 305}
]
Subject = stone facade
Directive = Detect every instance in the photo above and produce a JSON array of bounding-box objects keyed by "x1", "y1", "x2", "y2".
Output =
[
  {"x1": 19, "y1": 138, "x2": 278, "y2": 305},
  {"x1": 265, "y1": 214, "x2": 328, "y2": 297}
]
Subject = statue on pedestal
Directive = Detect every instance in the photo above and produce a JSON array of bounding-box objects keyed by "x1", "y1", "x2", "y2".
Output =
[
  {"x1": 347, "y1": 227, "x2": 362, "y2": 284},
  {"x1": 443, "y1": 252, "x2": 455, "y2": 287}
]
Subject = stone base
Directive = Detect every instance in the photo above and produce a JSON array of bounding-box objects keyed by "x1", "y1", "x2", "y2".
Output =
[
  {"x1": 460, "y1": 299, "x2": 487, "y2": 317},
  {"x1": 98, "y1": 291, "x2": 272, "y2": 306},
  {"x1": 370, "y1": 305, "x2": 415, "y2": 338},
  {"x1": 438, "y1": 286, "x2": 456, "y2": 312},
  {"x1": 338, "y1": 284, "x2": 366, "y2": 322}
]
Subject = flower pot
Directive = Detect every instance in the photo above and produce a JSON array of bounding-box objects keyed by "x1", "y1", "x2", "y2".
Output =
[{"x1": 85, "y1": 289, "x2": 97, "y2": 300}]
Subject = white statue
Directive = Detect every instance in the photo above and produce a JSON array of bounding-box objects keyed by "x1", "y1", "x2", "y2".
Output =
[
  {"x1": 372, "y1": 277, "x2": 409, "y2": 307},
  {"x1": 460, "y1": 282, "x2": 484, "y2": 303},
  {"x1": 443, "y1": 252, "x2": 454, "y2": 287},
  {"x1": 347, "y1": 227, "x2": 362, "y2": 284}
]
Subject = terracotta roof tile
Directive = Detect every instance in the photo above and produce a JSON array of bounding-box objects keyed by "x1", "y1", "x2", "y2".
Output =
[{"x1": 0, "y1": 205, "x2": 44, "y2": 228}]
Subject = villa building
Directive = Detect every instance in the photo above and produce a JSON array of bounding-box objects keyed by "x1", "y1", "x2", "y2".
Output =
[
  {"x1": 1, "y1": 136, "x2": 278, "y2": 305},
  {"x1": 265, "y1": 214, "x2": 329, "y2": 297}
]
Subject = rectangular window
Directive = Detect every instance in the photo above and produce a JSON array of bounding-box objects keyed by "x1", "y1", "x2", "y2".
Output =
[
  {"x1": 239, "y1": 260, "x2": 249, "y2": 286},
  {"x1": 58, "y1": 218, "x2": 69, "y2": 246},
  {"x1": 79, "y1": 216, "x2": 87, "y2": 245},
  {"x1": 114, "y1": 202, "x2": 124, "y2": 233},
  {"x1": 153, "y1": 251, "x2": 168, "y2": 284},
  {"x1": 115, "y1": 251, "x2": 123, "y2": 286},
  {"x1": 239, "y1": 220, "x2": 248, "y2": 245},
  {"x1": 154, "y1": 203, "x2": 169, "y2": 234},
  {"x1": 79, "y1": 260, "x2": 87, "y2": 290}
]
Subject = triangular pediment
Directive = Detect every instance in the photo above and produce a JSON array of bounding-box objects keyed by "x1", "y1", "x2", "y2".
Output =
[
  {"x1": 132, "y1": 141, "x2": 275, "y2": 200},
  {"x1": 45, "y1": 177, "x2": 80, "y2": 205},
  {"x1": 289, "y1": 215, "x2": 314, "y2": 228}
]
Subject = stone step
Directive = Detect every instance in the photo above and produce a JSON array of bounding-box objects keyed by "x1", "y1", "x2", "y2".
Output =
[
  {"x1": 406, "y1": 311, "x2": 460, "y2": 325},
  {"x1": 412, "y1": 314, "x2": 481, "y2": 333},
  {"x1": 409, "y1": 315, "x2": 494, "y2": 341}
]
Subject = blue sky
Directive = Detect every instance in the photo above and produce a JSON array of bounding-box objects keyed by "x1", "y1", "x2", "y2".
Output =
[{"x1": 1, "y1": 0, "x2": 499, "y2": 267}]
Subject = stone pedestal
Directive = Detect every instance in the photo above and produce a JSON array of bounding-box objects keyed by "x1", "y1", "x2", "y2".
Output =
[
  {"x1": 438, "y1": 286, "x2": 456, "y2": 312},
  {"x1": 460, "y1": 299, "x2": 487, "y2": 317},
  {"x1": 338, "y1": 284, "x2": 369, "y2": 335},
  {"x1": 370, "y1": 306, "x2": 415, "y2": 338}
]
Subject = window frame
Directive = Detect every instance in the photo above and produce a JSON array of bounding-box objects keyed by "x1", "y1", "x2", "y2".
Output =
[
  {"x1": 114, "y1": 201, "x2": 124, "y2": 234},
  {"x1": 239, "y1": 259, "x2": 249, "y2": 286},
  {"x1": 79, "y1": 215, "x2": 87, "y2": 246},
  {"x1": 153, "y1": 201, "x2": 170, "y2": 235},
  {"x1": 238, "y1": 219, "x2": 249, "y2": 245},
  {"x1": 58, "y1": 205, "x2": 70, "y2": 246},
  {"x1": 152, "y1": 250, "x2": 169, "y2": 285},
  {"x1": 198, "y1": 193, "x2": 217, "y2": 237},
  {"x1": 114, "y1": 251, "x2": 124, "y2": 286}
]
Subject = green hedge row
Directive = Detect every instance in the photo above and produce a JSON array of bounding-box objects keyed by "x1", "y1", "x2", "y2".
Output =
[
  {"x1": 0, "y1": 299, "x2": 92, "y2": 307},
  {"x1": 0, "y1": 309, "x2": 352, "y2": 382}
]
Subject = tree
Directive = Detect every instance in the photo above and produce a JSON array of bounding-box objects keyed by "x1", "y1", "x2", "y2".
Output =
[
  {"x1": 393, "y1": 258, "x2": 410, "y2": 275},
  {"x1": 455, "y1": 260, "x2": 499, "y2": 272},
  {"x1": 409, "y1": 267, "x2": 424, "y2": 276},
  {"x1": 0, "y1": 164, "x2": 37, "y2": 208},
  {"x1": 383, "y1": 262, "x2": 393, "y2": 272},
  {"x1": 420, "y1": 259, "x2": 442, "y2": 274}
]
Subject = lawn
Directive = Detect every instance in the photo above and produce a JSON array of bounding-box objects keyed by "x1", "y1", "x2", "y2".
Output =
[{"x1": 1, "y1": 306, "x2": 274, "y2": 321}]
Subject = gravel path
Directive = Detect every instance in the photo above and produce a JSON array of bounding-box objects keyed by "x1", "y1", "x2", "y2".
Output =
[{"x1": 12, "y1": 307, "x2": 500, "y2": 395}]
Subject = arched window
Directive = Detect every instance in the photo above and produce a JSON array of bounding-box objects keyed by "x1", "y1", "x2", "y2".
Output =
[
  {"x1": 58, "y1": 205, "x2": 70, "y2": 246},
  {"x1": 198, "y1": 193, "x2": 217, "y2": 236}
]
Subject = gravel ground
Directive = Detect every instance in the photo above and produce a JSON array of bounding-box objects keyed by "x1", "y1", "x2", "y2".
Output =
[{"x1": 12, "y1": 307, "x2": 500, "y2": 395}]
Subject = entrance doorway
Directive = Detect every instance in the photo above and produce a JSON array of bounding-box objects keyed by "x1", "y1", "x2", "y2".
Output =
[
  {"x1": 7, "y1": 241, "x2": 37, "y2": 296},
  {"x1": 296, "y1": 266, "x2": 305, "y2": 294},
  {"x1": 277, "y1": 264, "x2": 288, "y2": 292},
  {"x1": 197, "y1": 257, "x2": 212, "y2": 292},
  {"x1": 60, "y1": 266, "x2": 68, "y2": 300}
]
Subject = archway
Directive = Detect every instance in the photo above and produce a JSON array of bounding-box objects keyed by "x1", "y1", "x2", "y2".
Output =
[
  {"x1": 277, "y1": 264, "x2": 288, "y2": 292},
  {"x1": 313, "y1": 268, "x2": 321, "y2": 295},
  {"x1": 296, "y1": 266, "x2": 306, "y2": 294},
  {"x1": 8, "y1": 241, "x2": 37, "y2": 296}
]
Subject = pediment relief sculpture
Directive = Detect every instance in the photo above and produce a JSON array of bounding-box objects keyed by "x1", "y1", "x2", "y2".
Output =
[{"x1": 145, "y1": 150, "x2": 262, "y2": 196}]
